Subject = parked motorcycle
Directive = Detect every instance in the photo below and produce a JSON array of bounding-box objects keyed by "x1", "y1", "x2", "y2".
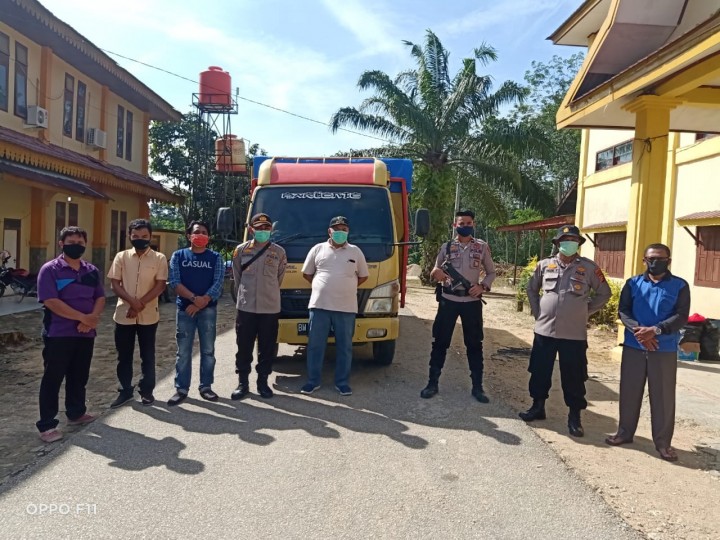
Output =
[{"x1": 0, "y1": 250, "x2": 39, "y2": 302}]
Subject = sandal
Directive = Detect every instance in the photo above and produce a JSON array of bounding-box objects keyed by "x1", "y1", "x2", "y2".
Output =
[
  {"x1": 658, "y1": 447, "x2": 678, "y2": 462},
  {"x1": 605, "y1": 435, "x2": 633, "y2": 446}
]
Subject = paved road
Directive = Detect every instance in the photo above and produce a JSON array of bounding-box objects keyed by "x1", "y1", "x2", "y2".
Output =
[{"x1": 0, "y1": 307, "x2": 638, "y2": 539}]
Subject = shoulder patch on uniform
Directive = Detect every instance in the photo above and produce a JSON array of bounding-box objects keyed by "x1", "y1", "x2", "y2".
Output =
[{"x1": 594, "y1": 267, "x2": 606, "y2": 283}]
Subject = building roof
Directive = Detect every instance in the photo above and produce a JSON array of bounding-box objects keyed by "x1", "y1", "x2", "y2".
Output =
[
  {"x1": 582, "y1": 220, "x2": 627, "y2": 231},
  {"x1": 551, "y1": 0, "x2": 720, "y2": 132},
  {"x1": 4, "y1": 0, "x2": 181, "y2": 122},
  {"x1": 0, "y1": 158, "x2": 109, "y2": 199},
  {"x1": 496, "y1": 215, "x2": 575, "y2": 233},
  {"x1": 676, "y1": 210, "x2": 720, "y2": 222},
  {"x1": 0, "y1": 125, "x2": 180, "y2": 202}
]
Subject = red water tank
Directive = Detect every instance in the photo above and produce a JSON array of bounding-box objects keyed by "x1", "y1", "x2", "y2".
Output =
[{"x1": 199, "y1": 66, "x2": 231, "y2": 106}]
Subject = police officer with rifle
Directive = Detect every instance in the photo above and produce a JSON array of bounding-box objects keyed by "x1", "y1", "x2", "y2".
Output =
[{"x1": 421, "y1": 210, "x2": 496, "y2": 402}]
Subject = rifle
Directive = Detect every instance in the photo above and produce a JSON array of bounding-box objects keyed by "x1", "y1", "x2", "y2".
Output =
[{"x1": 440, "y1": 260, "x2": 488, "y2": 305}]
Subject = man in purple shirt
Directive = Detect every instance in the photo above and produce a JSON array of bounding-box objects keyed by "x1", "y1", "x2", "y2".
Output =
[{"x1": 35, "y1": 226, "x2": 106, "y2": 443}]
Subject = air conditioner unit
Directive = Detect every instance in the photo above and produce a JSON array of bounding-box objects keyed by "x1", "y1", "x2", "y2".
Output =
[
  {"x1": 26, "y1": 106, "x2": 49, "y2": 129},
  {"x1": 86, "y1": 128, "x2": 107, "y2": 149}
]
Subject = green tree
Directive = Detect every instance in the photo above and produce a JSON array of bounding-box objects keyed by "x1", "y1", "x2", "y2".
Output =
[
  {"x1": 330, "y1": 30, "x2": 550, "y2": 281},
  {"x1": 149, "y1": 113, "x2": 262, "y2": 236},
  {"x1": 510, "y1": 53, "x2": 585, "y2": 203}
]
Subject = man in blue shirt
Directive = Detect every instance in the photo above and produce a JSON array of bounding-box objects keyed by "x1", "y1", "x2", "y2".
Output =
[
  {"x1": 606, "y1": 243, "x2": 690, "y2": 462},
  {"x1": 167, "y1": 220, "x2": 224, "y2": 406}
]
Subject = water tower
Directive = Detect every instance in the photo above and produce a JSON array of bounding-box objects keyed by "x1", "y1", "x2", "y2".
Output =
[{"x1": 192, "y1": 66, "x2": 248, "y2": 237}]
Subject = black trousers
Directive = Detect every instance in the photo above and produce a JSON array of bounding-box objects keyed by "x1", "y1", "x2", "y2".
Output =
[
  {"x1": 235, "y1": 310, "x2": 279, "y2": 378},
  {"x1": 37, "y1": 336, "x2": 94, "y2": 432},
  {"x1": 527, "y1": 333, "x2": 588, "y2": 410},
  {"x1": 115, "y1": 322, "x2": 158, "y2": 395},
  {"x1": 429, "y1": 297, "x2": 484, "y2": 383}
]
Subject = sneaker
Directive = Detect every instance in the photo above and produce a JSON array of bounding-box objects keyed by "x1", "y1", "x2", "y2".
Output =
[
  {"x1": 300, "y1": 383, "x2": 321, "y2": 395},
  {"x1": 168, "y1": 391, "x2": 188, "y2": 406},
  {"x1": 335, "y1": 385, "x2": 353, "y2": 396},
  {"x1": 199, "y1": 387, "x2": 219, "y2": 402},
  {"x1": 67, "y1": 413, "x2": 96, "y2": 426},
  {"x1": 140, "y1": 393, "x2": 155, "y2": 406},
  {"x1": 39, "y1": 429, "x2": 63, "y2": 443},
  {"x1": 110, "y1": 392, "x2": 134, "y2": 409}
]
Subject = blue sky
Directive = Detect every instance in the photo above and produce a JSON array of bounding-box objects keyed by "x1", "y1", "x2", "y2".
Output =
[{"x1": 42, "y1": 0, "x2": 583, "y2": 156}]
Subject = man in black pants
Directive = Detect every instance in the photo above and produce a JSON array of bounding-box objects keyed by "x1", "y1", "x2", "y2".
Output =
[
  {"x1": 108, "y1": 219, "x2": 168, "y2": 407},
  {"x1": 36, "y1": 226, "x2": 106, "y2": 443},
  {"x1": 420, "y1": 210, "x2": 496, "y2": 402},
  {"x1": 231, "y1": 213, "x2": 287, "y2": 399},
  {"x1": 519, "y1": 225, "x2": 611, "y2": 437}
]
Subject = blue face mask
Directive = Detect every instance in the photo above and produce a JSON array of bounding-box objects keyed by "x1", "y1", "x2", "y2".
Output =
[
  {"x1": 331, "y1": 230, "x2": 348, "y2": 244},
  {"x1": 456, "y1": 226, "x2": 474, "y2": 238},
  {"x1": 558, "y1": 241, "x2": 579, "y2": 256},
  {"x1": 253, "y1": 230, "x2": 271, "y2": 243}
]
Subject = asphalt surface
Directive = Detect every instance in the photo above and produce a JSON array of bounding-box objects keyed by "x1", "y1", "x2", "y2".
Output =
[{"x1": 0, "y1": 306, "x2": 639, "y2": 539}]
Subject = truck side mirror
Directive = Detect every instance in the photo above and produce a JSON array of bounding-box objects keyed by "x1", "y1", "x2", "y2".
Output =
[
  {"x1": 414, "y1": 208, "x2": 430, "y2": 238},
  {"x1": 217, "y1": 207, "x2": 235, "y2": 238}
]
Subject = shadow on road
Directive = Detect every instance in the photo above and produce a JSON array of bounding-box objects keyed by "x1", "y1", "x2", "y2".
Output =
[
  {"x1": 133, "y1": 397, "x2": 340, "y2": 446},
  {"x1": 74, "y1": 424, "x2": 204, "y2": 474}
]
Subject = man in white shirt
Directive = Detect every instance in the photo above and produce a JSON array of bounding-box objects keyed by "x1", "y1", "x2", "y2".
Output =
[{"x1": 300, "y1": 216, "x2": 369, "y2": 396}]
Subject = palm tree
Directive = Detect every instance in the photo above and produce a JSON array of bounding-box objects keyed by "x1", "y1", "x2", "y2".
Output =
[{"x1": 330, "y1": 30, "x2": 550, "y2": 280}]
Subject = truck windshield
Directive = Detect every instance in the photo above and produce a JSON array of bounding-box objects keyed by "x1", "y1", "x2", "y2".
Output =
[{"x1": 251, "y1": 186, "x2": 395, "y2": 262}]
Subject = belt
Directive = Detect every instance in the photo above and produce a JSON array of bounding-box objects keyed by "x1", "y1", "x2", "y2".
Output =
[{"x1": 442, "y1": 287, "x2": 468, "y2": 297}]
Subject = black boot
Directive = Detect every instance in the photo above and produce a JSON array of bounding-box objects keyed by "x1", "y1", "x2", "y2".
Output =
[
  {"x1": 519, "y1": 399, "x2": 546, "y2": 421},
  {"x1": 420, "y1": 369, "x2": 441, "y2": 399},
  {"x1": 568, "y1": 409, "x2": 584, "y2": 437},
  {"x1": 231, "y1": 375, "x2": 250, "y2": 400},
  {"x1": 257, "y1": 376, "x2": 274, "y2": 399},
  {"x1": 470, "y1": 373, "x2": 489, "y2": 403}
]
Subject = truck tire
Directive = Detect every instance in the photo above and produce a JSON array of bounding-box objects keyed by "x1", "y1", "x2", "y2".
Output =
[{"x1": 372, "y1": 340, "x2": 396, "y2": 365}]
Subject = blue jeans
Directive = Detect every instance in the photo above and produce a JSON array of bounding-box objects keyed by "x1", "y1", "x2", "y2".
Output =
[
  {"x1": 306, "y1": 308, "x2": 356, "y2": 387},
  {"x1": 174, "y1": 306, "x2": 217, "y2": 393}
]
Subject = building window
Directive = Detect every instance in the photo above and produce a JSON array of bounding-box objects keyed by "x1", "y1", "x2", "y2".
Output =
[
  {"x1": 63, "y1": 74, "x2": 74, "y2": 137},
  {"x1": 54, "y1": 201, "x2": 79, "y2": 250},
  {"x1": 595, "y1": 139, "x2": 633, "y2": 172},
  {"x1": 14, "y1": 42, "x2": 28, "y2": 119},
  {"x1": 594, "y1": 232, "x2": 626, "y2": 279},
  {"x1": 695, "y1": 133, "x2": 717, "y2": 142},
  {"x1": 110, "y1": 209, "x2": 128, "y2": 254},
  {"x1": 125, "y1": 110, "x2": 133, "y2": 161},
  {"x1": 0, "y1": 32, "x2": 9, "y2": 112},
  {"x1": 116, "y1": 105, "x2": 125, "y2": 158},
  {"x1": 695, "y1": 226, "x2": 720, "y2": 288},
  {"x1": 75, "y1": 81, "x2": 86, "y2": 142}
]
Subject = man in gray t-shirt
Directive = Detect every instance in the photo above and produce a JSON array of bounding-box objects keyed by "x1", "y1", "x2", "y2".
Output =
[{"x1": 300, "y1": 216, "x2": 369, "y2": 396}]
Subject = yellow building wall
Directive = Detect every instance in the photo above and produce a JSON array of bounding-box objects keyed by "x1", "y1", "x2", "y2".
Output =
[
  {"x1": 45, "y1": 56, "x2": 103, "y2": 158},
  {"x1": 584, "y1": 129, "x2": 634, "y2": 177},
  {"x1": 0, "y1": 177, "x2": 32, "y2": 268},
  {"x1": 105, "y1": 94, "x2": 143, "y2": 175},
  {"x1": 580, "y1": 127, "x2": 720, "y2": 319},
  {"x1": 671, "y1": 156, "x2": 720, "y2": 318},
  {"x1": 0, "y1": 22, "x2": 43, "y2": 132}
]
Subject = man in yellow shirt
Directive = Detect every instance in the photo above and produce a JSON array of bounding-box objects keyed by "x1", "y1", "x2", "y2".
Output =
[{"x1": 107, "y1": 219, "x2": 168, "y2": 407}]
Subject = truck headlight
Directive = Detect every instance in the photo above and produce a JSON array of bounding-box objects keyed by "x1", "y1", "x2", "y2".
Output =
[{"x1": 364, "y1": 280, "x2": 399, "y2": 314}]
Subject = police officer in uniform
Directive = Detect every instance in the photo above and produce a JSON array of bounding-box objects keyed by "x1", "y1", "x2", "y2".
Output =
[
  {"x1": 421, "y1": 210, "x2": 496, "y2": 402},
  {"x1": 519, "y1": 225, "x2": 611, "y2": 437},
  {"x1": 231, "y1": 213, "x2": 287, "y2": 399}
]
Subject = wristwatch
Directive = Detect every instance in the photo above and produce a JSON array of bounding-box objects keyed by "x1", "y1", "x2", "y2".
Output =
[
  {"x1": 653, "y1": 326, "x2": 662, "y2": 335},
  {"x1": 190, "y1": 295, "x2": 197, "y2": 303}
]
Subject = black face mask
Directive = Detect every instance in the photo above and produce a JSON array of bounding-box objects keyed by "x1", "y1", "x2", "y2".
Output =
[
  {"x1": 646, "y1": 259, "x2": 669, "y2": 276},
  {"x1": 62, "y1": 244, "x2": 86, "y2": 260},
  {"x1": 456, "y1": 226, "x2": 474, "y2": 238},
  {"x1": 131, "y1": 239, "x2": 151, "y2": 250}
]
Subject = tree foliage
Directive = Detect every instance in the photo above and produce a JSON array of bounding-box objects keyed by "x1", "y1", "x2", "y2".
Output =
[
  {"x1": 149, "y1": 113, "x2": 266, "y2": 236},
  {"x1": 331, "y1": 30, "x2": 552, "y2": 281}
]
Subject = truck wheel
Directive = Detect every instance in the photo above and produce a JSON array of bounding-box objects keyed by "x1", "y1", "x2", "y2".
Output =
[{"x1": 372, "y1": 340, "x2": 396, "y2": 365}]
